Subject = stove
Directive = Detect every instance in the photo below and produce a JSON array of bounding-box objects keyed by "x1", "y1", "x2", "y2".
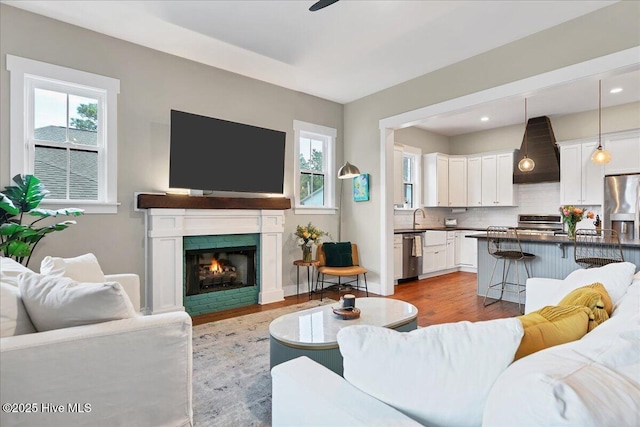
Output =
[{"x1": 516, "y1": 214, "x2": 564, "y2": 235}]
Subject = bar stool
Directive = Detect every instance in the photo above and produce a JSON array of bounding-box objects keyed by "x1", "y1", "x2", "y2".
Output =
[{"x1": 483, "y1": 226, "x2": 535, "y2": 313}]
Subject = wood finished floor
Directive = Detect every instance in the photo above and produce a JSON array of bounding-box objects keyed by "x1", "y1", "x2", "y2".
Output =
[{"x1": 191, "y1": 271, "x2": 521, "y2": 327}]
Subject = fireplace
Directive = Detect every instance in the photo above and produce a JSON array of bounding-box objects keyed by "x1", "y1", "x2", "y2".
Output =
[
  {"x1": 141, "y1": 202, "x2": 286, "y2": 315},
  {"x1": 185, "y1": 246, "x2": 256, "y2": 296},
  {"x1": 182, "y1": 233, "x2": 261, "y2": 315}
]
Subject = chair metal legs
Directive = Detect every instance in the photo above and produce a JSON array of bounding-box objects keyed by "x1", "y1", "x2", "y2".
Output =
[
  {"x1": 317, "y1": 273, "x2": 368, "y2": 301},
  {"x1": 483, "y1": 257, "x2": 530, "y2": 314}
]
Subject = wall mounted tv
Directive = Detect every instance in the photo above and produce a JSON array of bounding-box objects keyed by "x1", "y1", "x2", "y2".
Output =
[{"x1": 169, "y1": 110, "x2": 286, "y2": 194}]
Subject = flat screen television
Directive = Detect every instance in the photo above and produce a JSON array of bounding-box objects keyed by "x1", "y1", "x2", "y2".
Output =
[{"x1": 169, "y1": 110, "x2": 286, "y2": 194}]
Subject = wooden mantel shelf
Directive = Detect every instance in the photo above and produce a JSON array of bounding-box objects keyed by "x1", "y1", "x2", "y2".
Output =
[{"x1": 137, "y1": 193, "x2": 291, "y2": 210}]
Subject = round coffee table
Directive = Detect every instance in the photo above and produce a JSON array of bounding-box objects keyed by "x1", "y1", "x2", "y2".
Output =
[{"x1": 269, "y1": 297, "x2": 418, "y2": 375}]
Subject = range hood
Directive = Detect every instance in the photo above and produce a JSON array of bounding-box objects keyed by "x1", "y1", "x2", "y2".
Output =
[{"x1": 513, "y1": 116, "x2": 560, "y2": 184}]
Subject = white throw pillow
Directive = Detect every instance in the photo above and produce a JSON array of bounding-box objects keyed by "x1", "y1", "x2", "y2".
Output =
[
  {"x1": 564, "y1": 262, "x2": 636, "y2": 304},
  {"x1": 18, "y1": 272, "x2": 136, "y2": 332},
  {"x1": 0, "y1": 282, "x2": 36, "y2": 337},
  {"x1": 40, "y1": 253, "x2": 105, "y2": 283},
  {"x1": 0, "y1": 256, "x2": 33, "y2": 287},
  {"x1": 337, "y1": 318, "x2": 524, "y2": 427}
]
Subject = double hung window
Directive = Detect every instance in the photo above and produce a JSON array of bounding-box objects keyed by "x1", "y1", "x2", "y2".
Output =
[
  {"x1": 293, "y1": 121, "x2": 336, "y2": 213},
  {"x1": 7, "y1": 55, "x2": 120, "y2": 213}
]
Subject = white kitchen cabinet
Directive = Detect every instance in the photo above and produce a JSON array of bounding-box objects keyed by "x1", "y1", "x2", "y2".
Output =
[
  {"x1": 481, "y1": 151, "x2": 516, "y2": 206},
  {"x1": 393, "y1": 234, "x2": 403, "y2": 280},
  {"x1": 423, "y1": 246, "x2": 447, "y2": 273},
  {"x1": 393, "y1": 146, "x2": 404, "y2": 205},
  {"x1": 458, "y1": 230, "x2": 478, "y2": 268},
  {"x1": 448, "y1": 156, "x2": 467, "y2": 207},
  {"x1": 423, "y1": 153, "x2": 449, "y2": 207},
  {"x1": 422, "y1": 230, "x2": 447, "y2": 274},
  {"x1": 604, "y1": 130, "x2": 640, "y2": 175},
  {"x1": 446, "y1": 231, "x2": 456, "y2": 269},
  {"x1": 467, "y1": 156, "x2": 482, "y2": 207},
  {"x1": 559, "y1": 140, "x2": 604, "y2": 205},
  {"x1": 496, "y1": 152, "x2": 515, "y2": 206}
]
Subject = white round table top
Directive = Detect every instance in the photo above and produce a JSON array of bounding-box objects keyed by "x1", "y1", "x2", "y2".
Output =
[{"x1": 269, "y1": 297, "x2": 418, "y2": 348}]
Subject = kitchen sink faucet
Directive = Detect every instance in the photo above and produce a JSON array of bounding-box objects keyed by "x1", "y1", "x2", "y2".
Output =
[{"x1": 413, "y1": 208, "x2": 425, "y2": 229}]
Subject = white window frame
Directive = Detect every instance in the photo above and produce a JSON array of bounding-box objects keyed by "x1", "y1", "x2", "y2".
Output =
[
  {"x1": 293, "y1": 120, "x2": 337, "y2": 215},
  {"x1": 398, "y1": 146, "x2": 422, "y2": 210},
  {"x1": 7, "y1": 55, "x2": 120, "y2": 214}
]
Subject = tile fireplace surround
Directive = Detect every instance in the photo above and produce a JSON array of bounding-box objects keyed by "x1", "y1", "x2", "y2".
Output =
[{"x1": 140, "y1": 195, "x2": 288, "y2": 314}]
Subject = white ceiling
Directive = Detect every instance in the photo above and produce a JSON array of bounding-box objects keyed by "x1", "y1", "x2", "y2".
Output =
[
  {"x1": 4, "y1": 0, "x2": 616, "y2": 105},
  {"x1": 5, "y1": 0, "x2": 637, "y2": 136},
  {"x1": 416, "y1": 68, "x2": 640, "y2": 136}
]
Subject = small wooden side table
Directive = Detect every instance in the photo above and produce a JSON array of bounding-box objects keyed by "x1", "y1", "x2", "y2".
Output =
[{"x1": 293, "y1": 260, "x2": 320, "y2": 299}]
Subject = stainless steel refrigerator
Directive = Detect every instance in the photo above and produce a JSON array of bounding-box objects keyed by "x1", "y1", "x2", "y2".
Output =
[{"x1": 604, "y1": 174, "x2": 640, "y2": 240}]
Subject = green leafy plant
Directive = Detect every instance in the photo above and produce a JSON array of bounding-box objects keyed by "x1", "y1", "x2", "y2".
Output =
[{"x1": 0, "y1": 174, "x2": 84, "y2": 266}]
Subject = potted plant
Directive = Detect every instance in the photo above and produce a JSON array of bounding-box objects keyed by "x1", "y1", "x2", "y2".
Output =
[{"x1": 0, "y1": 174, "x2": 84, "y2": 267}]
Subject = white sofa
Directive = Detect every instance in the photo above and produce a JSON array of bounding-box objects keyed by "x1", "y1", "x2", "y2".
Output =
[
  {"x1": 272, "y1": 262, "x2": 640, "y2": 427},
  {"x1": 0, "y1": 257, "x2": 193, "y2": 427}
]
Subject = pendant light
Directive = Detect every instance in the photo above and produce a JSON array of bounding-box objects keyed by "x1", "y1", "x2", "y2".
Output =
[
  {"x1": 591, "y1": 80, "x2": 612, "y2": 165},
  {"x1": 518, "y1": 98, "x2": 535, "y2": 172}
]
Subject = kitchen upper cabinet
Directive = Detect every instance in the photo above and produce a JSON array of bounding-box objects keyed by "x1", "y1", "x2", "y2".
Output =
[
  {"x1": 559, "y1": 141, "x2": 603, "y2": 205},
  {"x1": 481, "y1": 151, "x2": 516, "y2": 206},
  {"x1": 393, "y1": 146, "x2": 404, "y2": 205},
  {"x1": 423, "y1": 153, "x2": 449, "y2": 207},
  {"x1": 467, "y1": 156, "x2": 482, "y2": 207},
  {"x1": 496, "y1": 152, "x2": 515, "y2": 206},
  {"x1": 448, "y1": 156, "x2": 467, "y2": 207},
  {"x1": 604, "y1": 130, "x2": 640, "y2": 175}
]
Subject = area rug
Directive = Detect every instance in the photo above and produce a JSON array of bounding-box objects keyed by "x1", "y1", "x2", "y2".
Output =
[{"x1": 192, "y1": 298, "x2": 336, "y2": 426}]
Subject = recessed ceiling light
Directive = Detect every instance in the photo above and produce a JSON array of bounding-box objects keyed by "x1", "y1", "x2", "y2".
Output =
[
  {"x1": 480, "y1": 116, "x2": 489, "y2": 122},
  {"x1": 610, "y1": 87, "x2": 623, "y2": 94}
]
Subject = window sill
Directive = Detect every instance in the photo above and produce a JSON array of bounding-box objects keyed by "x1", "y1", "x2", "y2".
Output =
[
  {"x1": 294, "y1": 207, "x2": 338, "y2": 215},
  {"x1": 41, "y1": 201, "x2": 120, "y2": 214},
  {"x1": 394, "y1": 207, "x2": 421, "y2": 213}
]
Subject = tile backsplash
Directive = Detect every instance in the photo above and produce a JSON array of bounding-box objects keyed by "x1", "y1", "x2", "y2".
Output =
[{"x1": 395, "y1": 182, "x2": 601, "y2": 230}]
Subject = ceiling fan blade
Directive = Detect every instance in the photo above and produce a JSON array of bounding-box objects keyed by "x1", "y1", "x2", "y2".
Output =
[{"x1": 309, "y1": 0, "x2": 340, "y2": 12}]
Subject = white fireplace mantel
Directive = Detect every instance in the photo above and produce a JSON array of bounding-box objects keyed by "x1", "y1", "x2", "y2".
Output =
[{"x1": 144, "y1": 208, "x2": 286, "y2": 314}]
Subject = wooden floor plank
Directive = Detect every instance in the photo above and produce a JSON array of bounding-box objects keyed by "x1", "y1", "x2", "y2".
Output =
[{"x1": 192, "y1": 272, "x2": 521, "y2": 326}]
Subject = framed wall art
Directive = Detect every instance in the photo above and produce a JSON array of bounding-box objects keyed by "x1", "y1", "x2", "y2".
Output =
[{"x1": 353, "y1": 173, "x2": 370, "y2": 202}]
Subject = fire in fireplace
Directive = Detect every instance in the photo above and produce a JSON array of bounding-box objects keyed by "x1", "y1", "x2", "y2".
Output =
[{"x1": 185, "y1": 246, "x2": 256, "y2": 296}]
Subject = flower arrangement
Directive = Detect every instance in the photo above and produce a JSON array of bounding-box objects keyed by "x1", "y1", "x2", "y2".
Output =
[
  {"x1": 559, "y1": 205, "x2": 594, "y2": 239},
  {"x1": 294, "y1": 223, "x2": 325, "y2": 261}
]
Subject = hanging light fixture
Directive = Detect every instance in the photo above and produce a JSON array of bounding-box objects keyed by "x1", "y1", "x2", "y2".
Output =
[
  {"x1": 518, "y1": 98, "x2": 535, "y2": 172},
  {"x1": 591, "y1": 80, "x2": 612, "y2": 165}
]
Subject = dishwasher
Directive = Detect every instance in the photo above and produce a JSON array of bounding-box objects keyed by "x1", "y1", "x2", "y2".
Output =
[{"x1": 401, "y1": 232, "x2": 423, "y2": 280}]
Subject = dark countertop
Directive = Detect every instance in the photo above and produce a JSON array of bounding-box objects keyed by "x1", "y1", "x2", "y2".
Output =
[
  {"x1": 394, "y1": 226, "x2": 486, "y2": 234},
  {"x1": 468, "y1": 232, "x2": 640, "y2": 248}
]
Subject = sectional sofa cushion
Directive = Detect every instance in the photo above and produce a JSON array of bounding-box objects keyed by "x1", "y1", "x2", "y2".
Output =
[
  {"x1": 40, "y1": 253, "x2": 105, "y2": 283},
  {"x1": 337, "y1": 318, "x2": 524, "y2": 427},
  {"x1": 515, "y1": 305, "x2": 591, "y2": 361},
  {"x1": 483, "y1": 313, "x2": 640, "y2": 427},
  {"x1": 0, "y1": 256, "x2": 32, "y2": 287},
  {"x1": 563, "y1": 262, "x2": 636, "y2": 305},
  {"x1": 18, "y1": 272, "x2": 136, "y2": 332},
  {"x1": 0, "y1": 281, "x2": 36, "y2": 337}
]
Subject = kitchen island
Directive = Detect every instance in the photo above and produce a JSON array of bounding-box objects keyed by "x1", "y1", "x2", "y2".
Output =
[{"x1": 469, "y1": 233, "x2": 640, "y2": 303}]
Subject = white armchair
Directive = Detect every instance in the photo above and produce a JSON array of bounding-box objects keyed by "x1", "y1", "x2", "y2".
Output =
[{"x1": 0, "y1": 259, "x2": 193, "y2": 427}]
